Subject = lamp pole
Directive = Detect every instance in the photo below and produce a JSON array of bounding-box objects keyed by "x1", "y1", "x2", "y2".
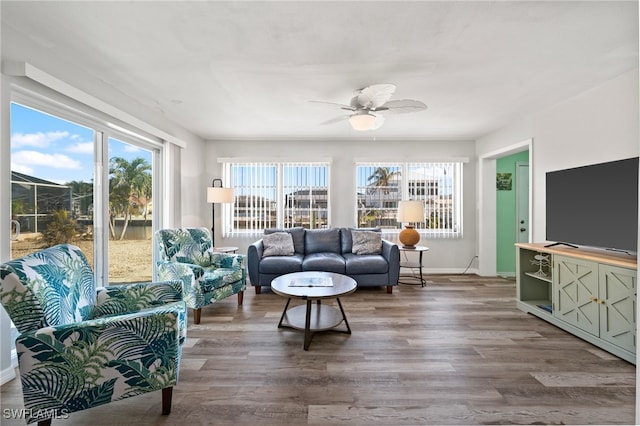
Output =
[
  {"x1": 210, "y1": 178, "x2": 222, "y2": 247},
  {"x1": 208, "y1": 179, "x2": 235, "y2": 248}
]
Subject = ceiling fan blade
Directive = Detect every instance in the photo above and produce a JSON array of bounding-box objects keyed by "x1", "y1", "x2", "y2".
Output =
[
  {"x1": 309, "y1": 100, "x2": 355, "y2": 111},
  {"x1": 319, "y1": 115, "x2": 349, "y2": 126},
  {"x1": 356, "y1": 83, "x2": 396, "y2": 109},
  {"x1": 379, "y1": 99, "x2": 427, "y2": 114}
]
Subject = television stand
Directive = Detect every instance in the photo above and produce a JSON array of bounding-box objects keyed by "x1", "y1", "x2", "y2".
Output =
[
  {"x1": 516, "y1": 242, "x2": 636, "y2": 364},
  {"x1": 544, "y1": 241, "x2": 578, "y2": 248}
]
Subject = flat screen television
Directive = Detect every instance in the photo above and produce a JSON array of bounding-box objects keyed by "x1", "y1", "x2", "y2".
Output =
[{"x1": 546, "y1": 157, "x2": 639, "y2": 253}]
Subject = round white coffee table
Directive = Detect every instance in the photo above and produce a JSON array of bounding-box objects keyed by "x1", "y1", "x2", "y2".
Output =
[{"x1": 271, "y1": 271, "x2": 357, "y2": 350}]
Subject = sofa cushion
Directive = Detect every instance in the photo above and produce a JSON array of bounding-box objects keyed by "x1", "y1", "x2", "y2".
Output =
[
  {"x1": 305, "y1": 228, "x2": 340, "y2": 254},
  {"x1": 351, "y1": 230, "x2": 382, "y2": 254},
  {"x1": 260, "y1": 254, "x2": 304, "y2": 274},
  {"x1": 262, "y1": 232, "x2": 295, "y2": 256},
  {"x1": 302, "y1": 252, "x2": 345, "y2": 273},
  {"x1": 265, "y1": 227, "x2": 305, "y2": 254},
  {"x1": 344, "y1": 253, "x2": 389, "y2": 275},
  {"x1": 340, "y1": 227, "x2": 381, "y2": 253}
]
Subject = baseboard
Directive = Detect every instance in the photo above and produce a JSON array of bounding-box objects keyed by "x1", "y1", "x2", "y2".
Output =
[
  {"x1": 498, "y1": 272, "x2": 516, "y2": 278},
  {"x1": 419, "y1": 268, "x2": 479, "y2": 275},
  {"x1": 0, "y1": 363, "x2": 16, "y2": 386}
]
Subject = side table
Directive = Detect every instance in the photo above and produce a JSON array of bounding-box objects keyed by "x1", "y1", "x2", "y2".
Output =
[
  {"x1": 398, "y1": 245, "x2": 429, "y2": 287},
  {"x1": 213, "y1": 246, "x2": 239, "y2": 253}
]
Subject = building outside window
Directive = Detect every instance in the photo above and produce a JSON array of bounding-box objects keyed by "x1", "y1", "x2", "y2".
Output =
[
  {"x1": 356, "y1": 162, "x2": 462, "y2": 237},
  {"x1": 223, "y1": 161, "x2": 330, "y2": 235}
]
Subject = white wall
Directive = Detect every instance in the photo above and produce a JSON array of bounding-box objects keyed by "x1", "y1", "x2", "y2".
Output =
[
  {"x1": 197, "y1": 139, "x2": 478, "y2": 272},
  {"x1": 477, "y1": 68, "x2": 639, "y2": 249},
  {"x1": 0, "y1": 72, "x2": 17, "y2": 385},
  {"x1": 179, "y1": 139, "x2": 207, "y2": 228}
]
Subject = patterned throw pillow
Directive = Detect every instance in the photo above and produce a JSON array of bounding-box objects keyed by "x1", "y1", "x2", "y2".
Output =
[
  {"x1": 351, "y1": 230, "x2": 382, "y2": 255},
  {"x1": 263, "y1": 232, "x2": 295, "y2": 256}
]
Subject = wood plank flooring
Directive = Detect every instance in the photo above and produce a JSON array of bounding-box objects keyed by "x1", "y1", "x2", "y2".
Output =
[{"x1": 1, "y1": 275, "x2": 636, "y2": 425}]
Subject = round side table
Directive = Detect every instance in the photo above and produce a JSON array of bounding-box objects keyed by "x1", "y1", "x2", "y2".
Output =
[{"x1": 398, "y1": 245, "x2": 429, "y2": 286}]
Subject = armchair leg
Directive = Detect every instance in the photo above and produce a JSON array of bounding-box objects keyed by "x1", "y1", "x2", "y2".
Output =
[
  {"x1": 193, "y1": 308, "x2": 202, "y2": 324},
  {"x1": 237, "y1": 290, "x2": 244, "y2": 305},
  {"x1": 386, "y1": 285, "x2": 393, "y2": 294},
  {"x1": 255, "y1": 286, "x2": 262, "y2": 294},
  {"x1": 162, "y1": 386, "x2": 173, "y2": 415}
]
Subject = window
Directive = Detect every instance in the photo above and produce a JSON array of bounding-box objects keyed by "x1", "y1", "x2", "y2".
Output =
[
  {"x1": 224, "y1": 161, "x2": 330, "y2": 234},
  {"x1": 10, "y1": 100, "x2": 162, "y2": 284},
  {"x1": 356, "y1": 162, "x2": 462, "y2": 237}
]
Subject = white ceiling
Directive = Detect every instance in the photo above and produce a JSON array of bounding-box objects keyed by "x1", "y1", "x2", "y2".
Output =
[{"x1": 1, "y1": 1, "x2": 638, "y2": 142}]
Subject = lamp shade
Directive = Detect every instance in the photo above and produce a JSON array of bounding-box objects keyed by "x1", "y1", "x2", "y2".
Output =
[
  {"x1": 397, "y1": 200, "x2": 425, "y2": 223},
  {"x1": 349, "y1": 112, "x2": 377, "y2": 131},
  {"x1": 207, "y1": 187, "x2": 234, "y2": 203}
]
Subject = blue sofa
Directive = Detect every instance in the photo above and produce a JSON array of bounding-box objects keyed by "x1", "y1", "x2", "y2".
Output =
[{"x1": 247, "y1": 227, "x2": 400, "y2": 294}]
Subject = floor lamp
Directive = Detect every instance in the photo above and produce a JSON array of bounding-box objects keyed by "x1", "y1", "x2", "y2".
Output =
[
  {"x1": 207, "y1": 178, "x2": 234, "y2": 247},
  {"x1": 397, "y1": 200, "x2": 425, "y2": 249}
]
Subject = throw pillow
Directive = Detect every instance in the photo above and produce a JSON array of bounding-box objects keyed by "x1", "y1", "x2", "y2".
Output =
[
  {"x1": 351, "y1": 230, "x2": 382, "y2": 255},
  {"x1": 263, "y1": 232, "x2": 295, "y2": 257}
]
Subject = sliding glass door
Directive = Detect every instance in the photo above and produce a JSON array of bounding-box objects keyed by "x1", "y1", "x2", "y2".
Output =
[
  {"x1": 10, "y1": 102, "x2": 96, "y2": 264},
  {"x1": 10, "y1": 102, "x2": 158, "y2": 283},
  {"x1": 108, "y1": 137, "x2": 154, "y2": 282}
]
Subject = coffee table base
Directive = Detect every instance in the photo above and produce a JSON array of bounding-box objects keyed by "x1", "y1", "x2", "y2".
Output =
[{"x1": 278, "y1": 298, "x2": 351, "y2": 350}]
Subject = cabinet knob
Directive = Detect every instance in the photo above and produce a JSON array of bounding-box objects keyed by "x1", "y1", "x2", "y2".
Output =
[
  {"x1": 589, "y1": 296, "x2": 597, "y2": 302},
  {"x1": 598, "y1": 299, "x2": 605, "y2": 305}
]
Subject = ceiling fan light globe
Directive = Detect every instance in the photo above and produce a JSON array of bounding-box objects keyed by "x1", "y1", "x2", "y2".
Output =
[{"x1": 349, "y1": 112, "x2": 377, "y2": 131}]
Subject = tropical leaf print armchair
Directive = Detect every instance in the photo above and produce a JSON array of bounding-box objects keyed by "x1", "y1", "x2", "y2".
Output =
[
  {"x1": 155, "y1": 227, "x2": 246, "y2": 324},
  {"x1": 0, "y1": 244, "x2": 187, "y2": 426}
]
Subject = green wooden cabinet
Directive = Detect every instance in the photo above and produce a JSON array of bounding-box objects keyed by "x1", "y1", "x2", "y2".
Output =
[
  {"x1": 516, "y1": 243, "x2": 636, "y2": 364},
  {"x1": 554, "y1": 255, "x2": 599, "y2": 336},
  {"x1": 598, "y1": 264, "x2": 636, "y2": 353}
]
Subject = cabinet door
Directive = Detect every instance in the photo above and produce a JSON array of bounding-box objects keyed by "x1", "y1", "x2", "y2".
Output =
[
  {"x1": 599, "y1": 265, "x2": 636, "y2": 353},
  {"x1": 554, "y1": 255, "x2": 599, "y2": 336}
]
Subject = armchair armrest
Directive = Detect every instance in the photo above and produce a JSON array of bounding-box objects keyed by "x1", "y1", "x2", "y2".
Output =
[
  {"x1": 93, "y1": 280, "x2": 184, "y2": 318},
  {"x1": 156, "y1": 260, "x2": 206, "y2": 300},
  {"x1": 209, "y1": 252, "x2": 245, "y2": 269},
  {"x1": 15, "y1": 302, "x2": 185, "y2": 424},
  {"x1": 247, "y1": 239, "x2": 264, "y2": 286}
]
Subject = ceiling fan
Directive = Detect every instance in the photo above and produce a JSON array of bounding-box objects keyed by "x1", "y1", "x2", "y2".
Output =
[{"x1": 311, "y1": 84, "x2": 427, "y2": 131}]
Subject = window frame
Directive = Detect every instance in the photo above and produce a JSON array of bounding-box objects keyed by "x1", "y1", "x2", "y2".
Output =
[
  {"x1": 222, "y1": 160, "x2": 331, "y2": 236},
  {"x1": 355, "y1": 161, "x2": 463, "y2": 238},
  {"x1": 10, "y1": 87, "x2": 166, "y2": 284}
]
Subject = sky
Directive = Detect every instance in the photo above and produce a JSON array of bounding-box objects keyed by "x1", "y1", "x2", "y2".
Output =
[{"x1": 10, "y1": 102, "x2": 151, "y2": 185}]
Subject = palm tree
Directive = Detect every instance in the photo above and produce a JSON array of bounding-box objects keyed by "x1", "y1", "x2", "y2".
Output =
[
  {"x1": 367, "y1": 167, "x2": 400, "y2": 225},
  {"x1": 367, "y1": 167, "x2": 399, "y2": 188},
  {"x1": 109, "y1": 157, "x2": 151, "y2": 240},
  {"x1": 67, "y1": 180, "x2": 94, "y2": 217}
]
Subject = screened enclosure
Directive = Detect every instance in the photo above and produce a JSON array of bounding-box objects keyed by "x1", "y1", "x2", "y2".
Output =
[{"x1": 11, "y1": 171, "x2": 74, "y2": 233}]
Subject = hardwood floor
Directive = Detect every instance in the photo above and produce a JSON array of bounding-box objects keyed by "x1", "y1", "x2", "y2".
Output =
[{"x1": 1, "y1": 275, "x2": 636, "y2": 425}]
